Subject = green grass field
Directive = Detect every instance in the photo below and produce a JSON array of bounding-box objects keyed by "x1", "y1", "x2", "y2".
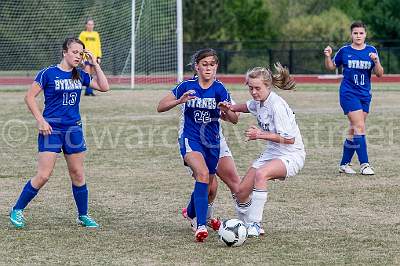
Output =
[{"x1": 1, "y1": 85, "x2": 400, "y2": 265}]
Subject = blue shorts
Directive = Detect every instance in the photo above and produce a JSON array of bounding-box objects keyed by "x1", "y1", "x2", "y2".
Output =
[
  {"x1": 339, "y1": 93, "x2": 371, "y2": 115},
  {"x1": 178, "y1": 137, "x2": 219, "y2": 175},
  {"x1": 38, "y1": 125, "x2": 87, "y2": 154}
]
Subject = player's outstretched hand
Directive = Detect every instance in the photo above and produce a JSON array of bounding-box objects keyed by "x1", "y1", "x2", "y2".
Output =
[
  {"x1": 178, "y1": 90, "x2": 196, "y2": 104},
  {"x1": 324, "y1": 46, "x2": 333, "y2": 57},
  {"x1": 37, "y1": 119, "x2": 52, "y2": 135},
  {"x1": 218, "y1": 101, "x2": 231, "y2": 113},
  {"x1": 245, "y1": 125, "x2": 261, "y2": 141}
]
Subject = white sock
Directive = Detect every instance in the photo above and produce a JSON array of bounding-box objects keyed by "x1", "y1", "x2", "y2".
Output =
[
  {"x1": 248, "y1": 189, "x2": 268, "y2": 224},
  {"x1": 235, "y1": 199, "x2": 251, "y2": 224},
  {"x1": 207, "y1": 202, "x2": 214, "y2": 220}
]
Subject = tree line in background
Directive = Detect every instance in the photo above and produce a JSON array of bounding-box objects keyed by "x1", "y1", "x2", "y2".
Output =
[
  {"x1": 0, "y1": 0, "x2": 399, "y2": 74},
  {"x1": 184, "y1": 0, "x2": 400, "y2": 43}
]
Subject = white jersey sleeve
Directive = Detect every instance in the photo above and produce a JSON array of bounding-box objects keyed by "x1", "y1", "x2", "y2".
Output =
[
  {"x1": 246, "y1": 100, "x2": 258, "y2": 116},
  {"x1": 272, "y1": 103, "x2": 297, "y2": 139}
]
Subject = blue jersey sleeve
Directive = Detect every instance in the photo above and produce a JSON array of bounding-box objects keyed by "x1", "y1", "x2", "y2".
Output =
[
  {"x1": 333, "y1": 47, "x2": 344, "y2": 67},
  {"x1": 171, "y1": 81, "x2": 187, "y2": 99},
  {"x1": 34, "y1": 68, "x2": 50, "y2": 89},
  {"x1": 216, "y1": 84, "x2": 231, "y2": 103},
  {"x1": 79, "y1": 69, "x2": 91, "y2": 87}
]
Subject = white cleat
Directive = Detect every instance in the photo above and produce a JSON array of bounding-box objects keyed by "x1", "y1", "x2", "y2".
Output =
[
  {"x1": 246, "y1": 222, "x2": 261, "y2": 237},
  {"x1": 339, "y1": 163, "x2": 357, "y2": 174},
  {"x1": 360, "y1": 163, "x2": 375, "y2": 175}
]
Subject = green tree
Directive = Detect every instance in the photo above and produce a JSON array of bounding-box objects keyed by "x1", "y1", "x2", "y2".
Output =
[{"x1": 282, "y1": 8, "x2": 351, "y2": 43}]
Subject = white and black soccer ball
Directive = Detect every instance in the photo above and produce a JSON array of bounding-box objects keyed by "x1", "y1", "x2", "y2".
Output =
[{"x1": 218, "y1": 218, "x2": 248, "y2": 247}]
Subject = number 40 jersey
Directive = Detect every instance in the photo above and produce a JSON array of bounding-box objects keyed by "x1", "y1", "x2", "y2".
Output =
[
  {"x1": 172, "y1": 77, "x2": 231, "y2": 146},
  {"x1": 333, "y1": 44, "x2": 378, "y2": 98}
]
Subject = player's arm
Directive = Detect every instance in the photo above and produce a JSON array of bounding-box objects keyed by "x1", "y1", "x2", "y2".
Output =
[
  {"x1": 369, "y1": 52, "x2": 384, "y2": 77},
  {"x1": 230, "y1": 103, "x2": 250, "y2": 113},
  {"x1": 25, "y1": 82, "x2": 52, "y2": 135},
  {"x1": 218, "y1": 102, "x2": 239, "y2": 124},
  {"x1": 245, "y1": 125, "x2": 295, "y2": 144},
  {"x1": 85, "y1": 50, "x2": 109, "y2": 92},
  {"x1": 324, "y1": 46, "x2": 336, "y2": 71},
  {"x1": 157, "y1": 90, "x2": 196, "y2": 113}
]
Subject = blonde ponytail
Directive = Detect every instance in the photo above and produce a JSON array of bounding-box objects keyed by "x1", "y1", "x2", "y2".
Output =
[
  {"x1": 271, "y1": 62, "x2": 296, "y2": 90},
  {"x1": 246, "y1": 62, "x2": 296, "y2": 91}
]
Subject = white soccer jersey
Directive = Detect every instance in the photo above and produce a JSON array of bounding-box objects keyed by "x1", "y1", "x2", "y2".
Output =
[{"x1": 246, "y1": 91, "x2": 305, "y2": 158}]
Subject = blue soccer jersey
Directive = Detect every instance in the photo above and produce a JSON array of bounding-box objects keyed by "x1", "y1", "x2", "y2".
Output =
[
  {"x1": 34, "y1": 65, "x2": 91, "y2": 128},
  {"x1": 172, "y1": 77, "x2": 231, "y2": 145},
  {"x1": 333, "y1": 44, "x2": 378, "y2": 97}
]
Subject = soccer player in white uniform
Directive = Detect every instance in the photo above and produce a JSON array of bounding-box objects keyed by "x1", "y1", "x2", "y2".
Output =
[{"x1": 220, "y1": 63, "x2": 306, "y2": 236}]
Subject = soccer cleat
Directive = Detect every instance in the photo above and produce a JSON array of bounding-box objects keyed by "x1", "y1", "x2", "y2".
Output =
[
  {"x1": 77, "y1": 215, "x2": 99, "y2": 228},
  {"x1": 246, "y1": 222, "x2": 261, "y2": 237},
  {"x1": 207, "y1": 217, "x2": 221, "y2": 231},
  {"x1": 339, "y1": 163, "x2": 356, "y2": 174},
  {"x1": 195, "y1": 225, "x2": 208, "y2": 242},
  {"x1": 9, "y1": 209, "x2": 25, "y2": 229},
  {"x1": 182, "y1": 208, "x2": 196, "y2": 232},
  {"x1": 259, "y1": 224, "x2": 265, "y2": 236},
  {"x1": 360, "y1": 163, "x2": 375, "y2": 175}
]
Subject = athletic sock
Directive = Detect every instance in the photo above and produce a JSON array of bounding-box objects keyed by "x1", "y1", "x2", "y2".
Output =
[
  {"x1": 235, "y1": 199, "x2": 251, "y2": 224},
  {"x1": 186, "y1": 192, "x2": 196, "y2": 219},
  {"x1": 193, "y1": 181, "x2": 208, "y2": 227},
  {"x1": 248, "y1": 189, "x2": 268, "y2": 224},
  {"x1": 72, "y1": 184, "x2": 88, "y2": 216},
  {"x1": 206, "y1": 202, "x2": 214, "y2": 220},
  {"x1": 353, "y1": 134, "x2": 369, "y2": 164},
  {"x1": 340, "y1": 138, "x2": 356, "y2": 165},
  {"x1": 13, "y1": 180, "x2": 39, "y2": 210}
]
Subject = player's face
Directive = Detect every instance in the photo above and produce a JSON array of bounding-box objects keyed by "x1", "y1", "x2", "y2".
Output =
[
  {"x1": 247, "y1": 77, "x2": 270, "y2": 101},
  {"x1": 64, "y1": 42, "x2": 84, "y2": 68},
  {"x1": 351, "y1": 27, "x2": 366, "y2": 46},
  {"x1": 195, "y1": 56, "x2": 218, "y2": 82},
  {"x1": 86, "y1": 20, "x2": 95, "y2": 31}
]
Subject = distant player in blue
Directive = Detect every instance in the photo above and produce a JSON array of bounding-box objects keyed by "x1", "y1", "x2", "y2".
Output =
[
  {"x1": 324, "y1": 21, "x2": 384, "y2": 175},
  {"x1": 157, "y1": 48, "x2": 238, "y2": 242},
  {"x1": 9, "y1": 37, "x2": 109, "y2": 229}
]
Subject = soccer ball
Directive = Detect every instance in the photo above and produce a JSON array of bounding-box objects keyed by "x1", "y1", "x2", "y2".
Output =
[{"x1": 218, "y1": 219, "x2": 248, "y2": 247}]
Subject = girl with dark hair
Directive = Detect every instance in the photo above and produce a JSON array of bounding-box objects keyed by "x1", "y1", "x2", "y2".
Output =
[
  {"x1": 157, "y1": 48, "x2": 238, "y2": 242},
  {"x1": 9, "y1": 37, "x2": 109, "y2": 229},
  {"x1": 324, "y1": 21, "x2": 384, "y2": 175}
]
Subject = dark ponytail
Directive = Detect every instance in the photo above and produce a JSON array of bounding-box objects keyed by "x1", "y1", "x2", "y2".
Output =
[{"x1": 62, "y1": 37, "x2": 85, "y2": 80}]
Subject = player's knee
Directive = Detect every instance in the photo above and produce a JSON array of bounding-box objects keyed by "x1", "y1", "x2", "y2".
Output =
[
  {"x1": 35, "y1": 172, "x2": 51, "y2": 185},
  {"x1": 69, "y1": 168, "x2": 85, "y2": 183},
  {"x1": 194, "y1": 170, "x2": 209, "y2": 183},
  {"x1": 351, "y1": 122, "x2": 366, "y2": 134},
  {"x1": 254, "y1": 170, "x2": 267, "y2": 184}
]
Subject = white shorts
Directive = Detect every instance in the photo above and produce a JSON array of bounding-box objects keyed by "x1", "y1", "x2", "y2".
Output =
[
  {"x1": 252, "y1": 151, "x2": 305, "y2": 178},
  {"x1": 219, "y1": 137, "x2": 232, "y2": 158}
]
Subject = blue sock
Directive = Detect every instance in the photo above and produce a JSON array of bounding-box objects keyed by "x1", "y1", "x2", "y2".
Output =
[
  {"x1": 193, "y1": 181, "x2": 208, "y2": 227},
  {"x1": 72, "y1": 184, "x2": 88, "y2": 216},
  {"x1": 353, "y1": 135, "x2": 369, "y2": 164},
  {"x1": 186, "y1": 192, "x2": 196, "y2": 219},
  {"x1": 13, "y1": 180, "x2": 39, "y2": 210},
  {"x1": 85, "y1": 87, "x2": 93, "y2": 94},
  {"x1": 340, "y1": 139, "x2": 356, "y2": 165}
]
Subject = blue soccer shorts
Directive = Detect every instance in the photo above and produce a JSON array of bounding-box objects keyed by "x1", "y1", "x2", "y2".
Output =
[
  {"x1": 38, "y1": 125, "x2": 87, "y2": 154},
  {"x1": 339, "y1": 92, "x2": 371, "y2": 115},
  {"x1": 178, "y1": 137, "x2": 219, "y2": 175}
]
